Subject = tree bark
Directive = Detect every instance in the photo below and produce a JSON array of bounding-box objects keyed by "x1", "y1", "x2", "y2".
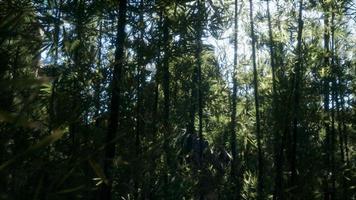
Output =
[
  {"x1": 266, "y1": 1, "x2": 284, "y2": 199},
  {"x1": 195, "y1": 1, "x2": 204, "y2": 199},
  {"x1": 162, "y1": 13, "x2": 172, "y2": 198},
  {"x1": 100, "y1": 0, "x2": 127, "y2": 199},
  {"x1": 162, "y1": 15, "x2": 170, "y2": 165},
  {"x1": 134, "y1": 0, "x2": 145, "y2": 198},
  {"x1": 230, "y1": 0, "x2": 241, "y2": 199},
  {"x1": 322, "y1": 2, "x2": 333, "y2": 199},
  {"x1": 289, "y1": 1, "x2": 303, "y2": 198},
  {"x1": 248, "y1": 0, "x2": 263, "y2": 199}
]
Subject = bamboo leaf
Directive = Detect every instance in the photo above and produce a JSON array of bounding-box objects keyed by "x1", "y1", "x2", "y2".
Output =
[
  {"x1": 89, "y1": 158, "x2": 109, "y2": 186},
  {"x1": 55, "y1": 185, "x2": 85, "y2": 194}
]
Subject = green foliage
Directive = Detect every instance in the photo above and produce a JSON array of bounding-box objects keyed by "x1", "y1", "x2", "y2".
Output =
[{"x1": 0, "y1": 0, "x2": 355, "y2": 199}]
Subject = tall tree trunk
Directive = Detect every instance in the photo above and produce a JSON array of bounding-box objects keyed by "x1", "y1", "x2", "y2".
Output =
[
  {"x1": 94, "y1": 21, "x2": 103, "y2": 119},
  {"x1": 196, "y1": 1, "x2": 204, "y2": 199},
  {"x1": 266, "y1": 1, "x2": 284, "y2": 199},
  {"x1": 336, "y1": 82, "x2": 347, "y2": 200},
  {"x1": 147, "y1": 11, "x2": 163, "y2": 200},
  {"x1": 339, "y1": 77, "x2": 349, "y2": 199},
  {"x1": 134, "y1": 0, "x2": 145, "y2": 198},
  {"x1": 69, "y1": 0, "x2": 85, "y2": 164},
  {"x1": 230, "y1": 0, "x2": 241, "y2": 199},
  {"x1": 248, "y1": 0, "x2": 263, "y2": 199},
  {"x1": 323, "y1": 3, "x2": 332, "y2": 199},
  {"x1": 162, "y1": 13, "x2": 171, "y2": 197},
  {"x1": 88, "y1": 19, "x2": 103, "y2": 200},
  {"x1": 162, "y1": 16, "x2": 170, "y2": 164},
  {"x1": 330, "y1": 6, "x2": 336, "y2": 199},
  {"x1": 335, "y1": 40, "x2": 347, "y2": 199},
  {"x1": 49, "y1": 0, "x2": 62, "y2": 133},
  {"x1": 100, "y1": 0, "x2": 127, "y2": 199},
  {"x1": 341, "y1": 96, "x2": 349, "y2": 165},
  {"x1": 289, "y1": 1, "x2": 303, "y2": 198}
]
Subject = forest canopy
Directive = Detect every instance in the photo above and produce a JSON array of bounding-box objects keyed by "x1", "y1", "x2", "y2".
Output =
[{"x1": 0, "y1": 0, "x2": 355, "y2": 199}]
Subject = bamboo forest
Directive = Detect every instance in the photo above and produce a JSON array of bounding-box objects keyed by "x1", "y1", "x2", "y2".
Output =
[{"x1": 0, "y1": 0, "x2": 355, "y2": 199}]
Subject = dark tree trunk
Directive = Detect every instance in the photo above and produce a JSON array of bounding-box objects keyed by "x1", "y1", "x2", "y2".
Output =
[
  {"x1": 330, "y1": 8, "x2": 337, "y2": 199},
  {"x1": 162, "y1": 14, "x2": 171, "y2": 198},
  {"x1": 94, "y1": 21, "x2": 103, "y2": 119},
  {"x1": 290, "y1": 1, "x2": 303, "y2": 198},
  {"x1": 249, "y1": 0, "x2": 263, "y2": 199},
  {"x1": 134, "y1": 0, "x2": 145, "y2": 198},
  {"x1": 323, "y1": 3, "x2": 332, "y2": 199},
  {"x1": 341, "y1": 96, "x2": 349, "y2": 166},
  {"x1": 197, "y1": 1, "x2": 204, "y2": 199},
  {"x1": 230, "y1": 0, "x2": 241, "y2": 199},
  {"x1": 339, "y1": 79, "x2": 349, "y2": 199},
  {"x1": 266, "y1": 1, "x2": 284, "y2": 199},
  {"x1": 146, "y1": 12, "x2": 163, "y2": 199},
  {"x1": 162, "y1": 16, "x2": 170, "y2": 165},
  {"x1": 100, "y1": 0, "x2": 127, "y2": 199}
]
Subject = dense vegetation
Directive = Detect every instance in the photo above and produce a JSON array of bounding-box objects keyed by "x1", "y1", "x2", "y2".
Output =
[{"x1": 0, "y1": 0, "x2": 355, "y2": 199}]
